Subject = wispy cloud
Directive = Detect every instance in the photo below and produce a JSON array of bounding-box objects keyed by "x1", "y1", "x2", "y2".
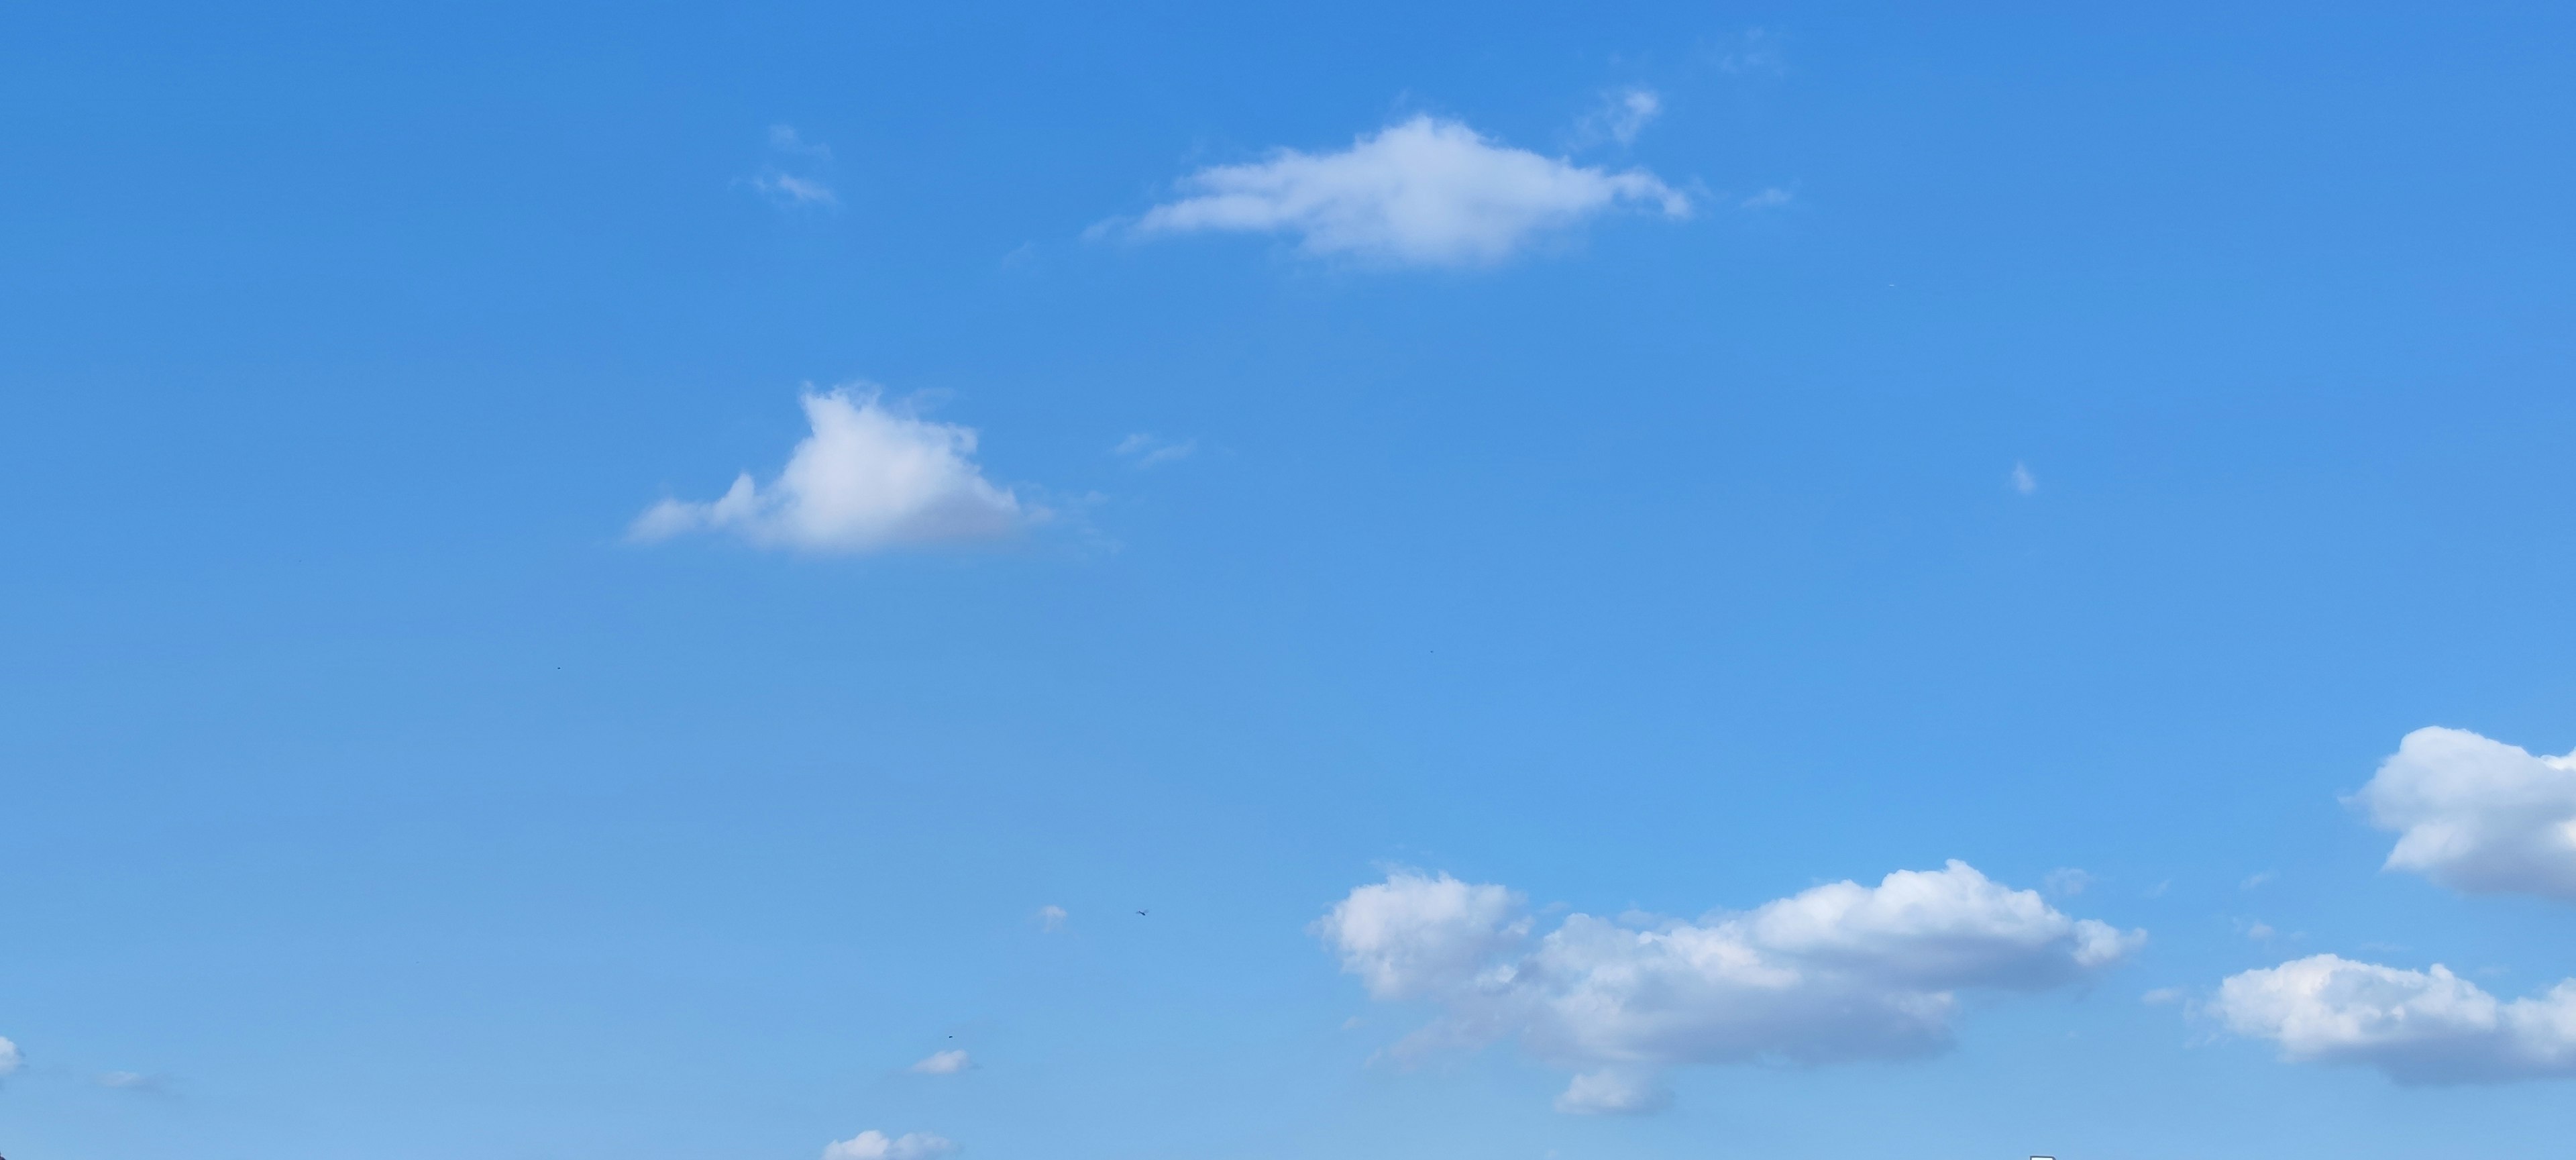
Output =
[
  {"x1": 1578, "y1": 87, "x2": 1664, "y2": 147},
  {"x1": 1716, "y1": 28, "x2": 1787, "y2": 76},
  {"x1": 1740, "y1": 186, "x2": 1794, "y2": 211},
  {"x1": 1038, "y1": 904, "x2": 1069, "y2": 931},
  {"x1": 910, "y1": 1049, "x2": 971, "y2": 1075},
  {"x1": 2010, "y1": 462, "x2": 2038, "y2": 494},
  {"x1": 1114, "y1": 432, "x2": 1196, "y2": 468},
  {"x1": 751, "y1": 124, "x2": 837, "y2": 208},
  {"x1": 823, "y1": 1130, "x2": 956, "y2": 1160},
  {"x1": 633, "y1": 387, "x2": 1031, "y2": 554},
  {"x1": 1316, "y1": 861, "x2": 2142, "y2": 1114},
  {"x1": 0, "y1": 1036, "x2": 19, "y2": 1078},
  {"x1": 1122, "y1": 115, "x2": 1689, "y2": 267}
]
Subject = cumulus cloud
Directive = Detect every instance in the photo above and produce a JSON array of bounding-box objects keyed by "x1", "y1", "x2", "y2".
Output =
[
  {"x1": 1129, "y1": 115, "x2": 1689, "y2": 266},
  {"x1": 2216, "y1": 954, "x2": 2576, "y2": 1084},
  {"x1": 910, "y1": 1049, "x2": 971, "y2": 1075},
  {"x1": 1315, "y1": 861, "x2": 2142, "y2": 1113},
  {"x1": 633, "y1": 388, "x2": 1028, "y2": 553},
  {"x1": 823, "y1": 1130, "x2": 957, "y2": 1160},
  {"x1": 0, "y1": 1036, "x2": 19, "y2": 1077},
  {"x1": 2355, "y1": 727, "x2": 2576, "y2": 900}
]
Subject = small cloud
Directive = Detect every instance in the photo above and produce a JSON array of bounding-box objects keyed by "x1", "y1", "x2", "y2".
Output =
[
  {"x1": 1739, "y1": 187, "x2": 1794, "y2": 210},
  {"x1": 1716, "y1": 28, "x2": 1787, "y2": 76},
  {"x1": 751, "y1": 125, "x2": 837, "y2": 208},
  {"x1": 633, "y1": 386, "x2": 1032, "y2": 554},
  {"x1": 753, "y1": 172, "x2": 837, "y2": 207},
  {"x1": 2141, "y1": 987, "x2": 2187, "y2": 1005},
  {"x1": 1578, "y1": 87, "x2": 1664, "y2": 147},
  {"x1": 824, "y1": 1130, "x2": 957, "y2": 1160},
  {"x1": 1340, "y1": 1016, "x2": 1365, "y2": 1031},
  {"x1": 2042, "y1": 867, "x2": 2092, "y2": 898},
  {"x1": 96, "y1": 1071, "x2": 171, "y2": 1095},
  {"x1": 1113, "y1": 433, "x2": 1197, "y2": 468},
  {"x1": 2143, "y1": 879, "x2": 2171, "y2": 898},
  {"x1": 0, "y1": 1036, "x2": 21, "y2": 1077},
  {"x1": 769, "y1": 124, "x2": 833, "y2": 160},
  {"x1": 1122, "y1": 115, "x2": 1689, "y2": 267},
  {"x1": 1554, "y1": 1069, "x2": 1672, "y2": 1116},
  {"x1": 1037, "y1": 904, "x2": 1069, "y2": 932},
  {"x1": 2243, "y1": 920, "x2": 2277, "y2": 942},
  {"x1": 2241, "y1": 872, "x2": 2275, "y2": 891},
  {"x1": 2010, "y1": 462, "x2": 2037, "y2": 495},
  {"x1": 910, "y1": 1049, "x2": 971, "y2": 1075}
]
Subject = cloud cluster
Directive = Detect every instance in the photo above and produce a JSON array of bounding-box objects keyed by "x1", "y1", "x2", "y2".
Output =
[
  {"x1": 2215, "y1": 954, "x2": 2576, "y2": 1084},
  {"x1": 1316, "y1": 862, "x2": 2142, "y2": 1113},
  {"x1": 1131, "y1": 115, "x2": 1688, "y2": 266},
  {"x1": 633, "y1": 388, "x2": 1028, "y2": 554},
  {"x1": 2354, "y1": 726, "x2": 2576, "y2": 900},
  {"x1": 823, "y1": 1130, "x2": 956, "y2": 1160}
]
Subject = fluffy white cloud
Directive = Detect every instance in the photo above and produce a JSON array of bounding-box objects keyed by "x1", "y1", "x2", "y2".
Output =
[
  {"x1": 1316, "y1": 861, "x2": 2142, "y2": 1113},
  {"x1": 1313, "y1": 871, "x2": 1529, "y2": 1001},
  {"x1": 634, "y1": 388, "x2": 1028, "y2": 553},
  {"x1": 910, "y1": 1049, "x2": 970, "y2": 1075},
  {"x1": 822, "y1": 1130, "x2": 957, "y2": 1160},
  {"x1": 1130, "y1": 115, "x2": 1689, "y2": 266},
  {"x1": 0, "y1": 1035, "x2": 19, "y2": 1076},
  {"x1": 2354, "y1": 727, "x2": 2576, "y2": 900},
  {"x1": 2216, "y1": 954, "x2": 2576, "y2": 1084}
]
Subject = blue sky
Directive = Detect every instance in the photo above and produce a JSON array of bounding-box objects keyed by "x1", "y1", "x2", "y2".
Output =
[{"x1": 7, "y1": 2, "x2": 2576, "y2": 1157}]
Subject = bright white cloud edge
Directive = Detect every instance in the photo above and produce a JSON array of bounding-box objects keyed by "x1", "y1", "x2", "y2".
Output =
[
  {"x1": 1315, "y1": 861, "x2": 2142, "y2": 1114},
  {"x1": 2216, "y1": 954, "x2": 2576, "y2": 1084},
  {"x1": 1130, "y1": 115, "x2": 1690, "y2": 266},
  {"x1": 633, "y1": 387, "x2": 1029, "y2": 554},
  {"x1": 2355, "y1": 726, "x2": 2576, "y2": 900}
]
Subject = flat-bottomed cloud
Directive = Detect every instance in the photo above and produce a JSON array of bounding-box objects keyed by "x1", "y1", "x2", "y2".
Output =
[
  {"x1": 1314, "y1": 861, "x2": 2142, "y2": 1114},
  {"x1": 2355, "y1": 727, "x2": 2576, "y2": 900},
  {"x1": 1126, "y1": 115, "x2": 1689, "y2": 266},
  {"x1": 634, "y1": 388, "x2": 1028, "y2": 554},
  {"x1": 2216, "y1": 953, "x2": 2576, "y2": 1084}
]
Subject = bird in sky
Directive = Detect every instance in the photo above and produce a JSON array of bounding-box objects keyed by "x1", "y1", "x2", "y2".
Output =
[{"x1": 1136, "y1": 909, "x2": 1148, "y2": 916}]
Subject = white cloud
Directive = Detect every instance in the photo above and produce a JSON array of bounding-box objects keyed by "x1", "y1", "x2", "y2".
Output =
[
  {"x1": 2354, "y1": 727, "x2": 2576, "y2": 900},
  {"x1": 1316, "y1": 861, "x2": 2142, "y2": 1113},
  {"x1": 823, "y1": 1130, "x2": 957, "y2": 1160},
  {"x1": 2010, "y1": 462, "x2": 2037, "y2": 495},
  {"x1": 2042, "y1": 867, "x2": 2091, "y2": 897},
  {"x1": 1313, "y1": 870, "x2": 1529, "y2": 1001},
  {"x1": 753, "y1": 172, "x2": 837, "y2": 207},
  {"x1": 769, "y1": 124, "x2": 833, "y2": 160},
  {"x1": 2141, "y1": 987, "x2": 2186, "y2": 1005},
  {"x1": 752, "y1": 125, "x2": 836, "y2": 207},
  {"x1": 1038, "y1": 904, "x2": 1069, "y2": 931},
  {"x1": 910, "y1": 1049, "x2": 971, "y2": 1075},
  {"x1": 1717, "y1": 28, "x2": 1787, "y2": 76},
  {"x1": 0, "y1": 1036, "x2": 19, "y2": 1077},
  {"x1": 1113, "y1": 433, "x2": 1195, "y2": 468},
  {"x1": 1553, "y1": 1069, "x2": 1670, "y2": 1116},
  {"x1": 1130, "y1": 115, "x2": 1689, "y2": 266},
  {"x1": 1580, "y1": 87, "x2": 1663, "y2": 147},
  {"x1": 2216, "y1": 954, "x2": 2576, "y2": 1084},
  {"x1": 633, "y1": 388, "x2": 1028, "y2": 554},
  {"x1": 1740, "y1": 187, "x2": 1794, "y2": 210}
]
